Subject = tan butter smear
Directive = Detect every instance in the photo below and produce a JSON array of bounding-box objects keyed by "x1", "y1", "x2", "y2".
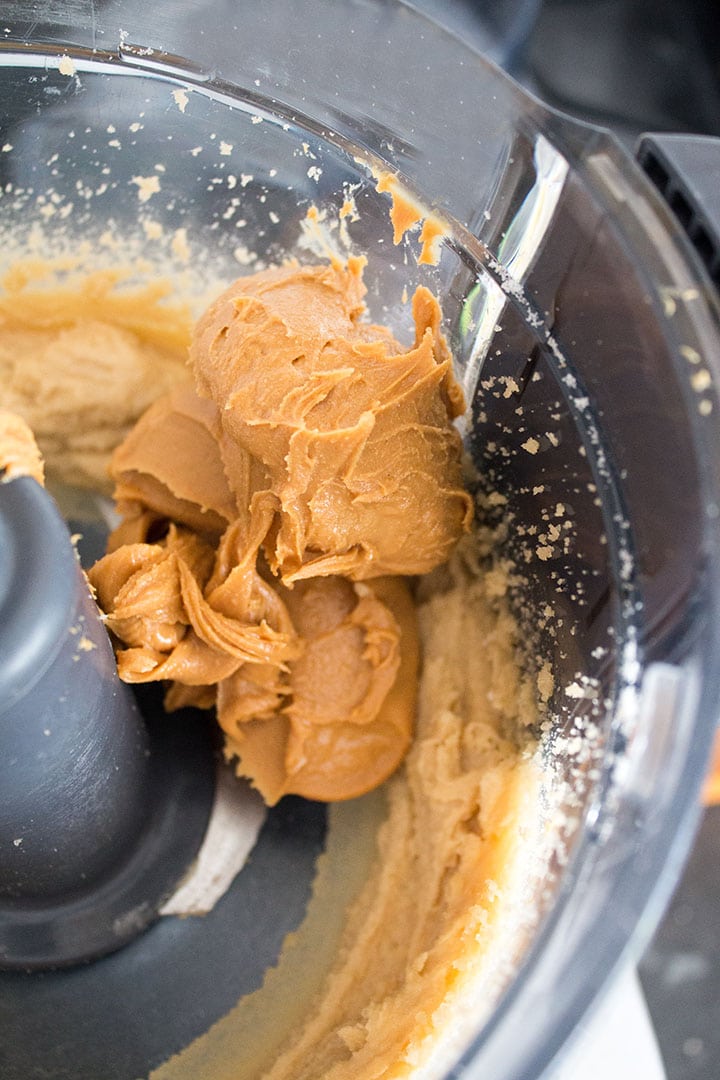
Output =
[
  {"x1": 0, "y1": 408, "x2": 45, "y2": 486},
  {"x1": 87, "y1": 258, "x2": 473, "y2": 804}
]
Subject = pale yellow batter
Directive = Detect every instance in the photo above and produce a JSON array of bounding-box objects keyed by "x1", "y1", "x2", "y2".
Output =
[
  {"x1": 151, "y1": 541, "x2": 539, "y2": 1080},
  {"x1": 0, "y1": 260, "x2": 191, "y2": 489}
]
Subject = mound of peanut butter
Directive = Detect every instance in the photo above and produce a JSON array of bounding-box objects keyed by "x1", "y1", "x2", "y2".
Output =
[{"x1": 88, "y1": 258, "x2": 472, "y2": 804}]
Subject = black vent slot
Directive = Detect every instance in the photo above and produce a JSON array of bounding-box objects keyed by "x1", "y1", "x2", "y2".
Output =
[{"x1": 638, "y1": 134, "x2": 720, "y2": 290}]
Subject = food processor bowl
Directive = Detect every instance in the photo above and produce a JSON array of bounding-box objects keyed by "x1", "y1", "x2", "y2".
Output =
[{"x1": 0, "y1": 2, "x2": 719, "y2": 1078}]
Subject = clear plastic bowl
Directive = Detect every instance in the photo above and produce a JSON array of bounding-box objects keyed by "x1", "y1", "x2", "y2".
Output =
[{"x1": 1, "y1": 3, "x2": 719, "y2": 1078}]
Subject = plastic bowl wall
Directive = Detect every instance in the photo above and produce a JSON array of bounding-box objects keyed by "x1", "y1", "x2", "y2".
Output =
[{"x1": 1, "y1": 4, "x2": 719, "y2": 1079}]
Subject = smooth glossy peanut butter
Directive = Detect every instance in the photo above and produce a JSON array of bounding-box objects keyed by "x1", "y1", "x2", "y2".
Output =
[
  {"x1": 89, "y1": 259, "x2": 470, "y2": 803},
  {"x1": 190, "y1": 258, "x2": 471, "y2": 582}
]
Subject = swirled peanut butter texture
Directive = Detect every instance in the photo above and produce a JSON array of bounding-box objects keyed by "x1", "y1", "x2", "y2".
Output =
[
  {"x1": 89, "y1": 259, "x2": 472, "y2": 803},
  {"x1": 190, "y1": 257, "x2": 470, "y2": 581}
]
